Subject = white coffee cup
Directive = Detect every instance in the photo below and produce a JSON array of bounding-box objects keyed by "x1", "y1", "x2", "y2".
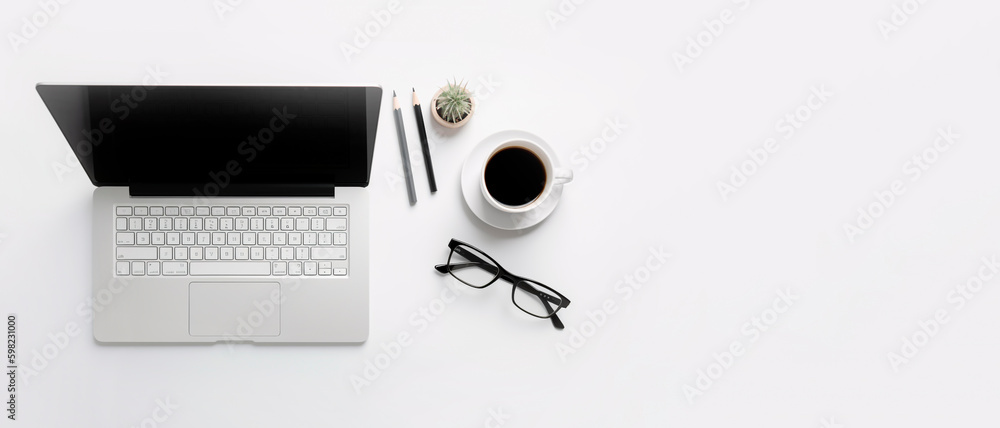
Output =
[{"x1": 480, "y1": 139, "x2": 573, "y2": 214}]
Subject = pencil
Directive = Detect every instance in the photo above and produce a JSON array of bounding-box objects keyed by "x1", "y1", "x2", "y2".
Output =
[
  {"x1": 392, "y1": 91, "x2": 417, "y2": 205},
  {"x1": 412, "y1": 88, "x2": 437, "y2": 193}
]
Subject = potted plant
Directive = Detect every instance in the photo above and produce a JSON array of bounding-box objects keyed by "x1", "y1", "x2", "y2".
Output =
[{"x1": 430, "y1": 79, "x2": 475, "y2": 128}]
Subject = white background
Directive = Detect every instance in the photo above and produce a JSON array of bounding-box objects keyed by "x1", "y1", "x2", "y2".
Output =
[{"x1": 2, "y1": 0, "x2": 1000, "y2": 426}]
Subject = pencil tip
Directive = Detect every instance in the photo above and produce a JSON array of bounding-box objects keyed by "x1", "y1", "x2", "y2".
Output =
[
  {"x1": 412, "y1": 88, "x2": 416, "y2": 92},
  {"x1": 392, "y1": 90, "x2": 396, "y2": 96}
]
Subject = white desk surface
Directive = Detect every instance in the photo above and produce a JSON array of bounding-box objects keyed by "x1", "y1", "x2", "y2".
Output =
[{"x1": 2, "y1": 0, "x2": 1000, "y2": 426}]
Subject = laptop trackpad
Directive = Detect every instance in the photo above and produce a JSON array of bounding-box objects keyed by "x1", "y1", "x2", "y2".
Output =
[{"x1": 189, "y1": 282, "x2": 280, "y2": 337}]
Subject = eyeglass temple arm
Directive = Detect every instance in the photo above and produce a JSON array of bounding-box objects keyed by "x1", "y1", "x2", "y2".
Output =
[{"x1": 515, "y1": 281, "x2": 565, "y2": 330}]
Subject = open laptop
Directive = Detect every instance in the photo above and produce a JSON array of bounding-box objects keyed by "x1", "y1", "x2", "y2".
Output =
[{"x1": 37, "y1": 85, "x2": 382, "y2": 343}]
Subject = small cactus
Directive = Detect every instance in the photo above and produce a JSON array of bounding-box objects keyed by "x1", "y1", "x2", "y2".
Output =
[{"x1": 435, "y1": 80, "x2": 473, "y2": 123}]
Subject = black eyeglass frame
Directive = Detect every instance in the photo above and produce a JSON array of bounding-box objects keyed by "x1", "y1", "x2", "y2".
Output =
[{"x1": 434, "y1": 239, "x2": 571, "y2": 330}]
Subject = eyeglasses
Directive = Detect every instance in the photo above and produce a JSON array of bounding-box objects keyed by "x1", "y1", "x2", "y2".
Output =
[{"x1": 434, "y1": 239, "x2": 571, "y2": 330}]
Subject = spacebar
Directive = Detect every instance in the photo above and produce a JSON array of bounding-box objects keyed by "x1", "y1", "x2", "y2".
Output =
[{"x1": 189, "y1": 262, "x2": 271, "y2": 276}]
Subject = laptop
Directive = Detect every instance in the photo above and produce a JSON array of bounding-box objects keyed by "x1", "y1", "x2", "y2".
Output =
[{"x1": 37, "y1": 85, "x2": 382, "y2": 343}]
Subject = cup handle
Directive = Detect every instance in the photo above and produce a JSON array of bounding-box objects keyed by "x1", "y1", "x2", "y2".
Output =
[{"x1": 553, "y1": 167, "x2": 574, "y2": 185}]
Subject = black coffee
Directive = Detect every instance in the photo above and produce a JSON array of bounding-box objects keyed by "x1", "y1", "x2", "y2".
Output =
[{"x1": 485, "y1": 147, "x2": 547, "y2": 206}]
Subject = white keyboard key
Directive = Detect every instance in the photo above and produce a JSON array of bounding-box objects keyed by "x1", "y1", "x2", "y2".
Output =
[
  {"x1": 242, "y1": 232, "x2": 256, "y2": 245},
  {"x1": 116, "y1": 233, "x2": 135, "y2": 245},
  {"x1": 190, "y1": 247, "x2": 203, "y2": 260},
  {"x1": 334, "y1": 232, "x2": 347, "y2": 245},
  {"x1": 311, "y1": 218, "x2": 324, "y2": 230},
  {"x1": 132, "y1": 261, "x2": 145, "y2": 276},
  {"x1": 144, "y1": 218, "x2": 157, "y2": 230},
  {"x1": 319, "y1": 268, "x2": 332, "y2": 276},
  {"x1": 117, "y1": 262, "x2": 130, "y2": 275},
  {"x1": 273, "y1": 232, "x2": 286, "y2": 245},
  {"x1": 258, "y1": 232, "x2": 271, "y2": 245},
  {"x1": 258, "y1": 207, "x2": 271, "y2": 216},
  {"x1": 190, "y1": 262, "x2": 270, "y2": 276},
  {"x1": 227, "y1": 232, "x2": 241, "y2": 245},
  {"x1": 165, "y1": 207, "x2": 179, "y2": 216},
  {"x1": 334, "y1": 207, "x2": 347, "y2": 216},
  {"x1": 296, "y1": 248, "x2": 309, "y2": 260},
  {"x1": 162, "y1": 262, "x2": 188, "y2": 275},
  {"x1": 311, "y1": 247, "x2": 347, "y2": 260},
  {"x1": 280, "y1": 218, "x2": 294, "y2": 231},
  {"x1": 236, "y1": 247, "x2": 249, "y2": 260},
  {"x1": 197, "y1": 232, "x2": 210, "y2": 245},
  {"x1": 152, "y1": 233, "x2": 165, "y2": 245},
  {"x1": 213, "y1": 232, "x2": 226, "y2": 245},
  {"x1": 196, "y1": 207, "x2": 210, "y2": 216},
  {"x1": 175, "y1": 247, "x2": 188, "y2": 260},
  {"x1": 211, "y1": 207, "x2": 225, "y2": 216},
  {"x1": 129, "y1": 218, "x2": 142, "y2": 231},
  {"x1": 295, "y1": 218, "x2": 309, "y2": 231},
  {"x1": 334, "y1": 268, "x2": 347, "y2": 276},
  {"x1": 273, "y1": 207, "x2": 286, "y2": 216},
  {"x1": 280, "y1": 248, "x2": 294, "y2": 260},
  {"x1": 250, "y1": 218, "x2": 264, "y2": 231},
  {"x1": 220, "y1": 218, "x2": 234, "y2": 231},
  {"x1": 227, "y1": 207, "x2": 240, "y2": 216},
  {"x1": 318, "y1": 233, "x2": 331, "y2": 245},
  {"x1": 265, "y1": 247, "x2": 279, "y2": 260},
  {"x1": 205, "y1": 218, "x2": 218, "y2": 230},
  {"x1": 319, "y1": 261, "x2": 332, "y2": 269},
  {"x1": 205, "y1": 247, "x2": 219, "y2": 260},
  {"x1": 289, "y1": 233, "x2": 301, "y2": 245},
  {"x1": 159, "y1": 247, "x2": 173, "y2": 260},
  {"x1": 304, "y1": 233, "x2": 317, "y2": 245},
  {"x1": 272, "y1": 262, "x2": 286, "y2": 275},
  {"x1": 134, "y1": 206, "x2": 148, "y2": 216},
  {"x1": 174, "y1": 218, "x2": 188, "y2": 231},
  {"x1": 326, "y1": 218, "x2": 347, "y2": 231},
  {"x1": 221, "y1": 247, "x2": 234, "y2": 260},
  {"x1": 116, "y1": 218, "x2": 128, "y2": 231},
  {"x1": 303, "y1": 207, "x2": 317, "y2": 216},
  {"x1": 116, "y1": 247, "x2": 157, "y2": 260},
  {"x1": 117, "y1": 207, "x2": 133, "y2": 215},
  {"x1": 235, "y1": 218, "x2": 249, "y2": 231},
  {"x1": 251, "y1": 247, "x2": 264, "y2": 260},
  {"x1": 150, "y1": 206, "x2": 164, "y2": 216},
  {"x1": 147, "y1": 261, "x2": 160, "y2": 276},
  {"x1": 167, "y1": 232, "x2": 180, "y2": 245},
  {"x1": 190, "y1": 218, "x2": 203, "y2": 231},
  {"x1": 265, "y1": 218, "x2": 279, "y2": 231},
  {"x1": 181, "y1": 207, "x2": 195, "y2": 216},
  {"x1": 318, "y1": 207, "x2": 332, "y2": 216},
  {"x1": 288, "y1": 207, "x2": 302, "y2": 216},
  {"x1": 137, "y1": 232, "x2": 150, "y2": 245},
  {"x1": 182, "y1": 232, "x2": 195, "y2": 245},
  {"x1": 158, "y1": 218, "x2": 172, "y2": 231},
  {"x1": 304, "y1": 262, "x2": 317, "y2": 276},
  {"x1": 288, "y1": 262, "x2": 302, "y2": 276},
  {"x1": 242, "y1": 207, "x2": 256, "y2": 216}
]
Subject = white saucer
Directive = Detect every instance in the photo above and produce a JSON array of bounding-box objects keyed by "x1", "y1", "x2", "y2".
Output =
[{"x1": 461, "y1": 130, "x2": 566, "y2": 231}]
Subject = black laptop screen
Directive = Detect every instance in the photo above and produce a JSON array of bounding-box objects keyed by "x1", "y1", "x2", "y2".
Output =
[{"x1": 37, "y1": 85, "x2": 381, "y2": 194}]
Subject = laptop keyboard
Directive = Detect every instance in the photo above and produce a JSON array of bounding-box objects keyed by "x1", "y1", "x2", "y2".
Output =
[{"x1": 113, "y1": 205, "x2": 348, "y2": 277}]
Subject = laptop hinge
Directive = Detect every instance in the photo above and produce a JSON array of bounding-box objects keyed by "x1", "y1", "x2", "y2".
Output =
[{"x1": 128, "y1": 183, "x2": 335, "y2": 198}]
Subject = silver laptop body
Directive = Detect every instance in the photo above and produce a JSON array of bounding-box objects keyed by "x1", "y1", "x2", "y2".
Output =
[{"x1": 38, "y1": 85, "x2": 382, "y2": 343}]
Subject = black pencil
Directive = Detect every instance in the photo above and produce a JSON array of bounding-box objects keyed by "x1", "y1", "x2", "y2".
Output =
[{"x1": 412, "y1": 88, "x2": 437, "y2": 193}]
